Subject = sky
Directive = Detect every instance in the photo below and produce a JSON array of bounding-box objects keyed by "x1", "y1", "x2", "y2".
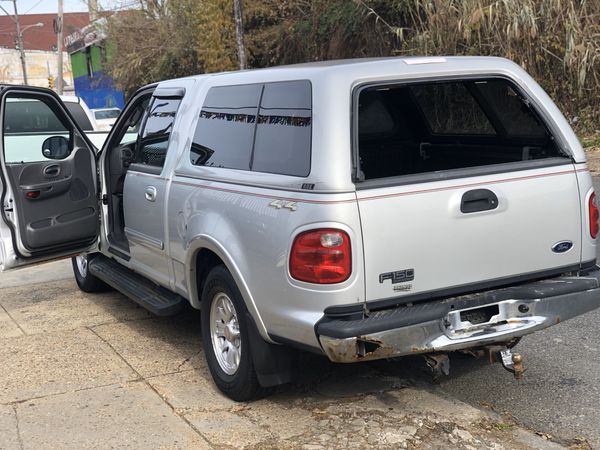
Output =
[{"x1": 0, "y1": 0, "x2": 131, "y2": 15}]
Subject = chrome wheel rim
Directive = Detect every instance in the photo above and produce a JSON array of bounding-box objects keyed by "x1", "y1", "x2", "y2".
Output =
[
  {"x1": 76, "y1": 254, "x2": 88, "y2": 277},
  {"x1": 209, "y1": 292, "x2": 241, "y2": 375}
]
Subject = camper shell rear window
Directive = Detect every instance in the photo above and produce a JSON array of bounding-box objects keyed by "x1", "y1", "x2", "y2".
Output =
[{"x1": 355, "y1": 78, "x2": 567, "y2": 184}]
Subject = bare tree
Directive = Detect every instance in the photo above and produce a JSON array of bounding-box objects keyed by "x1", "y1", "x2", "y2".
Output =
[
  {"x1": 105, "y1": 0, "x2": 203, "y2": 95},
  {"x1": 233, "y1": 0, "x2": 247, "y2": 70}
]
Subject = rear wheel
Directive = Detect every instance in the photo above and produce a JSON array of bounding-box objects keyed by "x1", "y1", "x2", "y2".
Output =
[
  {"x1": 201, "y1": 265, "x2": 262, "y2": 401},
  {"x1": 72, "y1": 254, "x2": 109, "y2": 293}
]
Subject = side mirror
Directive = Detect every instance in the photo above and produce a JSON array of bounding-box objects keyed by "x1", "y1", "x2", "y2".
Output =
[{"x1": 42, "y1": 136, "x2": 70, "y2": 160}]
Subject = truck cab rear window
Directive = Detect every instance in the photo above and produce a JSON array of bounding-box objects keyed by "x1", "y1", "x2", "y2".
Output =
[{"x1": 357, "y1": 78, "x2": 565, "y2": 181}]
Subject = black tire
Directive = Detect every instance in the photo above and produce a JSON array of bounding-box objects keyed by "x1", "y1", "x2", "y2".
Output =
[
  {"x1": 71, "y1": 254, "x2": 110, "y2": 293},
  {"x1": 201, "y1": 265, "x2": 262, "y2": 402}
]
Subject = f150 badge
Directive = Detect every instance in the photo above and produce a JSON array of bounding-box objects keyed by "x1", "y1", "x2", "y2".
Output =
[
  {"x1": 379, "y1": 269, "x2": 415, "y2": 284},
  {"x1": 380, "y1": 269, "x2": 415, "y2": 292}
]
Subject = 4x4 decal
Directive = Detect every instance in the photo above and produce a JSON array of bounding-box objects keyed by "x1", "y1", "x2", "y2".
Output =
[{"x1": 269, "y1": 200, "x2": 298, "y2": 211}]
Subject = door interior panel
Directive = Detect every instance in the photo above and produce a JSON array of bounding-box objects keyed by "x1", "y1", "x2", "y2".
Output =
[
  {"x1": 1, "y1": 88, "x2": 100, "y2": 268},
  {"x1": 5, "y1": 147, "x2": 97, "y2": 252}
]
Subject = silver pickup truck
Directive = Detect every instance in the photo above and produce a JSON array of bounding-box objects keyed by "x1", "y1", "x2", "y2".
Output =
[{"x1": 1, "y1": 56, "x2": 600, "y2": 401}]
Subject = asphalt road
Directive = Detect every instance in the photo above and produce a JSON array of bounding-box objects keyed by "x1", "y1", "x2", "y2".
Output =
[
  {"x1": 435, "y1": 302, "x2": 600, "y2": 447},
  {"x1": 427, "y1": 177, "x2": 600, "y2": 448}
]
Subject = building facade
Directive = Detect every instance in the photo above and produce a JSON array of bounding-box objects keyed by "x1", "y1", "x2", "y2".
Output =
[
  {"x1": 0, "y1": 48, "x2": 73, "y2": 90},
  {"x1": 66, "y1": 18, "x2": 124, "y2": 109},
  {"x1": 0, "y1": 12, "x2": 124, "y2": 109}
]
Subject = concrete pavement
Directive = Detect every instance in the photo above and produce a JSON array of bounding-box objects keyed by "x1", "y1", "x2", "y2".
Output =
[{"x1": 0, "y1": 259, "x2": 569, "y2": 449}]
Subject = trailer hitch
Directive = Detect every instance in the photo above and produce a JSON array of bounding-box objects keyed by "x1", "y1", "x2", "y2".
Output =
[
  {"x1": 423, "y1": 353, "x2": 450, "y2": 381},
  {"x1": 496, "y1": 348, "x2": 525, "y2": 380},
  {"x1": 423, "y1": 346, "x2": 525, "y2": 381},
  {"x1": 461, "y1": 345, "x2": 525, "y2": 380}
]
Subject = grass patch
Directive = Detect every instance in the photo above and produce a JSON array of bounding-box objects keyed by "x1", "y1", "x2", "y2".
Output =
[
  {"x1": 492, "y1": 422, "x2": 515, "y2": 431},
  {"x1": 582, "y1": 137, "x2": 600, "y2": 149}
]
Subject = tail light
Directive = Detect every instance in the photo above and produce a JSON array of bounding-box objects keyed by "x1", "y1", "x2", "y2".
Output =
[
  {"x1": 589, "y1": 192, "x2": 599, "y2": 239},
  {"x1": 290, "y1": 229, "x2": 351, "y2": 284}
]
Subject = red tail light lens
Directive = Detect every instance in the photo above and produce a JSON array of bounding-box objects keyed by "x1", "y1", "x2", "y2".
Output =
[
  {"x1": 589, "y1": 192, "x2": 599, "y2": 239},
  {"x1": 290, "y1": 229, "x2": 351, "y2": 284}
]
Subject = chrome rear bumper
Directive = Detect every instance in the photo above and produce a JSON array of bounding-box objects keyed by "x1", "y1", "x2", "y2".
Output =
[{"x1": 317, "y1": 269, "x2": 600, "y2": 363}]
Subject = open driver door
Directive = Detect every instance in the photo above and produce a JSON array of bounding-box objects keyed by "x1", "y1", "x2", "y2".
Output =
[{"x1": 0, "y1": 86, "x2": 99, "y2": 271}]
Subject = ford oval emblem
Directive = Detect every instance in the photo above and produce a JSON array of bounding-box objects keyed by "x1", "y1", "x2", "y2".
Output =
[{"x1": 552, "y1": 241, "x2": 573, "y2": 253}]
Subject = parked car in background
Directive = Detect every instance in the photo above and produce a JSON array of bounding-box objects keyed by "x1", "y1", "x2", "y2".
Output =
[
  {"x1": 92, "y1": 108, "x2": 121, "y2": 131},
  {"x1": 58, "y1": 96, "x2": 111, "y2": 149},
  {"x1": 59, "y1": 95, "x2": 97, "y2": 132},
  {"x1": 1, "y1": 57, "x2": 600, "y2": 402}
]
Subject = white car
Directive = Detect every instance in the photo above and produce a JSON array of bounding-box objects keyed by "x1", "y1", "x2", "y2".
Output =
[
  {"x1": 59, "y1": 96, "x2": 110, "y2": 148},
  {"x1": 59, "y1": 95, "x2": 98, "y2": 131},
  {"x1": 92, "y1": 107, "x2": 121, "y2": 131}
]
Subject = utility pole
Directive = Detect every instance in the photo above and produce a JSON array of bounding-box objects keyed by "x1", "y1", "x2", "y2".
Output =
[
  {"x1": 0, "y1": 3, "x2": 44, "y2": 85},
  {"x1": 11, "y1": 0, "x2": 28, "y2": 84},
  {"x1": 56, "y1": 0, "x2": 63, "y2": 94},
  {"x1": 233, "y1": 0, "x2": 247, "y2": 70},
  {"x1": 88, "y1": 0, "x2": 98, "y2": 22}
]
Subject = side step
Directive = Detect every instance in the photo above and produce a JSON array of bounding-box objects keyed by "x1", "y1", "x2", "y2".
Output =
[{"x1": 89, "y1": 255, "x2": 185, "y2": 316}]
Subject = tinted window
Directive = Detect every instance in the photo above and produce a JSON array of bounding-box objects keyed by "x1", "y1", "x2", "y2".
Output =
[
  {"x1": 357, "y1": 79, "x2": 564, "y2": 181},
  {"x1": 190, "y1": 85, "x2": 261, "y2": 169},
  {"x1": 410, "y1": 83, "x2": 495, "y2": 135},
  {"x1": 4, "y1": 99, "x2": 68, "y2": 133},
  {"x1": 115, "y1": 95, "x2": 151, "y2": 146},
  {"x1": 94, "y1": 108, "x2": 121, "y2": 120},
  {"x1": 251, "y1": 81, "x2": 312, "y2": 177},
  {"x1": 64, "y1": 102, "x2": 94, "y2": 131},
  {"x1": 135, "y1": 97, "x2": 181, "y2": 168},
  {"x1": 476, "y1": 80, "x2": 546, "y2": 137},
  {"x1": 358, "y1": 90, "x2": 396, "y2": 136}
]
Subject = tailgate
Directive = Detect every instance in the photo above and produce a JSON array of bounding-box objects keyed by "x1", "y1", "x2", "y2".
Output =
[{"x1": 357, "y1": 164, "x2": 583, "y2": 301}]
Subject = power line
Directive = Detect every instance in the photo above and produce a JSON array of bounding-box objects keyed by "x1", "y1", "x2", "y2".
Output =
[
  {"x1": 0, "y1": 3, "x2": 17, "y2": 24},
  {"x1": 23, "y1": 0, "x2": 45, "y2": 15}
]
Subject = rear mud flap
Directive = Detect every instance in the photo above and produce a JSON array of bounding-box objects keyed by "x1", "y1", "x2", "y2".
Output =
[{"x1": 246, "y1": 313, "x2": 297, "y2": 387}]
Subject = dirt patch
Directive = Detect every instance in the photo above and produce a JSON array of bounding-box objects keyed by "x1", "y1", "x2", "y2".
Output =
[
  {"x1": 585, "y1": 149, "x2": 600, "y2": 174},
  {"x1": 583, "y1": 135, "x2": 600, "y2": 174}
]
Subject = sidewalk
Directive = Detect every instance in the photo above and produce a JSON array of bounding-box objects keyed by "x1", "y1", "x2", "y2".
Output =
[{"x1": 0, "y1": 260, "x2": 567, "y2": 449}]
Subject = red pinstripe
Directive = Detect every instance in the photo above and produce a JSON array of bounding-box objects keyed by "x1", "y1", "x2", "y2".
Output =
[{"x1": 157, "y1": 167, "x2": 589, "y2": 205}]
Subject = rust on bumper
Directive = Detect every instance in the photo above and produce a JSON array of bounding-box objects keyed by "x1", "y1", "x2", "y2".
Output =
[{"x1": 319, "y1": 282, "x2": 600, "y2": 364}]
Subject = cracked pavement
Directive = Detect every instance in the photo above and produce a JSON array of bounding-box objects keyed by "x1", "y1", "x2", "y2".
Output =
[{"x1": 0, "y1": 259, "x2": 591, "y2": 449}]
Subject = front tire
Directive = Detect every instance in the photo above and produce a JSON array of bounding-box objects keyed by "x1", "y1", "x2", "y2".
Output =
[
  {"x1": 72, "y1": 254, "x2": 109, "y2": 293},
  {"x1": 201, "y1": 265, "x2": 262, "y2": 401}
]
